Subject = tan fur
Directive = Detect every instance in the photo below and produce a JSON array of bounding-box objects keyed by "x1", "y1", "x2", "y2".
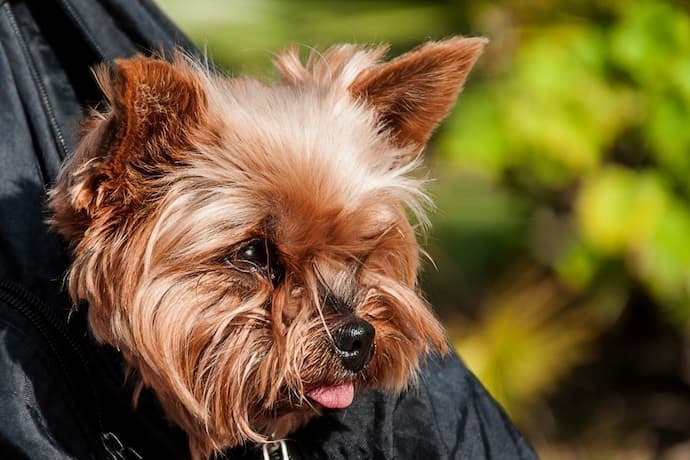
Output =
[{"x1": 48, "y1": 37, "x2": 486, "y2": 459}]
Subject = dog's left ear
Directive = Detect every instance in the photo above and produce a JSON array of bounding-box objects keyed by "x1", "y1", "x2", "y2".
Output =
[{"x1": 350, "y1": 37, "x2": 487, "y2": 152}]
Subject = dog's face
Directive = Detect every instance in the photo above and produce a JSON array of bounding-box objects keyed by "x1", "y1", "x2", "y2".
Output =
[{"x1": 48, "y1": 38, "x2": 485, "y2": 458}]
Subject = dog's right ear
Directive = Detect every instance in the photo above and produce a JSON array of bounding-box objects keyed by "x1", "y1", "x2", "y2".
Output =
[{"x1": 49, "y1": 56, "x2": 207, "y2": 240}]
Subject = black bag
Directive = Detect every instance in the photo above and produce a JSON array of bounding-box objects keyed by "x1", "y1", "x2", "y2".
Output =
[{"x1": 0, "y1": 1, "x2": 536, "y2": 458}]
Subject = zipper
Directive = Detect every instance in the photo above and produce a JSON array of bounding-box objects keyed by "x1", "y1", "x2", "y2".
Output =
[
  {"x1": 0, "y1": 280, "x2": 105, "y2": 456},
  {"x1": 1, "y1": 1, "x2": 104, "y2": 440},
  {"x1": 57, "y1": 0, "x2": 107, "y2": 61},
  {"x1": 3, "y1": 2, "x2": 69, "y2": 160},
  {"x1": 262, "y1": 440, "x2": 290, "y2": 460}
]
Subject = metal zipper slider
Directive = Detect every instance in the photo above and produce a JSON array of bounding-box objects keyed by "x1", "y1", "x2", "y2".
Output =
[{"x1": 262, "y1": 440, "x2": 290, "y2": 460}]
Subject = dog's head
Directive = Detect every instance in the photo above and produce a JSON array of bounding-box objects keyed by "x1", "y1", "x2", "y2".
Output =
[{"x1": 48, "y1": 37, "x2": 486, "y2": 458}]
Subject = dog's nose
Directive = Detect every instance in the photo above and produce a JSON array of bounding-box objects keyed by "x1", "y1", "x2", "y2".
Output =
[{"x1": 332, "y1": 319, "x2": 375, "y2": 372}]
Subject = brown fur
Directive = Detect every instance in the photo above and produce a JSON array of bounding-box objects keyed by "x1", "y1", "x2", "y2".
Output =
[{"x1": 48, "y1": 37, "x2": 486, "y2": 459}]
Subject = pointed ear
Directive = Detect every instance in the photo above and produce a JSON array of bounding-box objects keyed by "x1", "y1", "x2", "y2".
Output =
[
  {"x1": 104, "y1": 56, "x2": 206, "y2": 176},
  {"x1": 69, "y1": 56, "x2": 206, "y2": 214},
  {"x1": 349, "y1": 37, "x2": 487, "y2": 151}
]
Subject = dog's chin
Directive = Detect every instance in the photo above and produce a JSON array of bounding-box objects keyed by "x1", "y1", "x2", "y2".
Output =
[
  {"x1": 256, "y1": 409, "x2": 317, "y2": 443},
  {"x1": 257, "y1": 381, "x2": 356, "y2": 440},
  {"x1": 275, "y1": 380, "x2": 358, "y2": 414}
]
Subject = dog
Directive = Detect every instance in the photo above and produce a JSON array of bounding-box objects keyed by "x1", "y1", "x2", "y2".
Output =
[{"x1": 47, "y1": 37, "x2": 486, "y2": 459}]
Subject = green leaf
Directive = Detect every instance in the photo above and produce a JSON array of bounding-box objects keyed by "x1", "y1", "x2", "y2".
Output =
[{"x1": 576, "y1": 167, "x2": 668, "y2": 254}]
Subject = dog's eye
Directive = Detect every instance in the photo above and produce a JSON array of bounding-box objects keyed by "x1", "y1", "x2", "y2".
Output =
[
  {"x1": 238, "y1": 240, "x2": 268, "y2": 267},
  {"x1": 229, "y1": 238, "x2": 285, "y2": 286}
]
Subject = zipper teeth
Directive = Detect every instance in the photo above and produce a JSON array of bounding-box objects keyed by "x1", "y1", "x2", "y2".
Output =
[
  {"x1": 0, "y1": 281, "x2": 104, "y2": 435},
  {"x1": 58, "y1": 0, "x2": 107, "y2": 61},
  {"x1": 1, "y1": 2, "x2": 103, "y2": 437},
  {"x1": 3, "y1": 2, "x2": 68, "y2": 160}
]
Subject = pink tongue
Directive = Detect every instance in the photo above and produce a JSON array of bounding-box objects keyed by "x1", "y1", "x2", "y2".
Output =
[{"x1": 307, "y1": 383, "x2": 354, "y2": 409}]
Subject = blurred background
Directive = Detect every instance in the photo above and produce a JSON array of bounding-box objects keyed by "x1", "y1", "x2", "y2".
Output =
[{"x1": 155, "y1": 1, "x2": 690, "y2": 458}]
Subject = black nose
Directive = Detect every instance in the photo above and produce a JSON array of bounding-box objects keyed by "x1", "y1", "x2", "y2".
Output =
[{"x1": 332, "y1": 319, "x2": 375, "y2": 372}]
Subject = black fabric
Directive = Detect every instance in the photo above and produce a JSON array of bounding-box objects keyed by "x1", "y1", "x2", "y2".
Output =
[
  {"x1": 232, "y1": 353, "x2": 536, "y2": 460},
  {"x1": 0, "y1": 1, "x2": 537, "y2": 458}
]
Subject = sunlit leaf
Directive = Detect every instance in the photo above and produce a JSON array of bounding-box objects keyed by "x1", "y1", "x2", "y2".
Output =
[
  {"x1": 636, "y1": 204, "x2": 690, "y2": 328},
  {"x1": 576, "y1": 167, "x2": 668, "y2": 254},
  {"x1": 452, "y1": 272, "x2": 601, "y2": 423}
]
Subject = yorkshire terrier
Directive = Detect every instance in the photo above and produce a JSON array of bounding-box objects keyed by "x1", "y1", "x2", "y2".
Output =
[{"x1": 48, "y1": 37, "x2": 486, "y2": 459}]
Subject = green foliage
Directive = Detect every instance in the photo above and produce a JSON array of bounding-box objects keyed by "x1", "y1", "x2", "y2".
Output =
[
  {"x1": 440, "y1": 0, "x2": 690, "y2": 330},
  {"x1": 450, "y1": 272, "x2": 600, "y2": 421}
]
